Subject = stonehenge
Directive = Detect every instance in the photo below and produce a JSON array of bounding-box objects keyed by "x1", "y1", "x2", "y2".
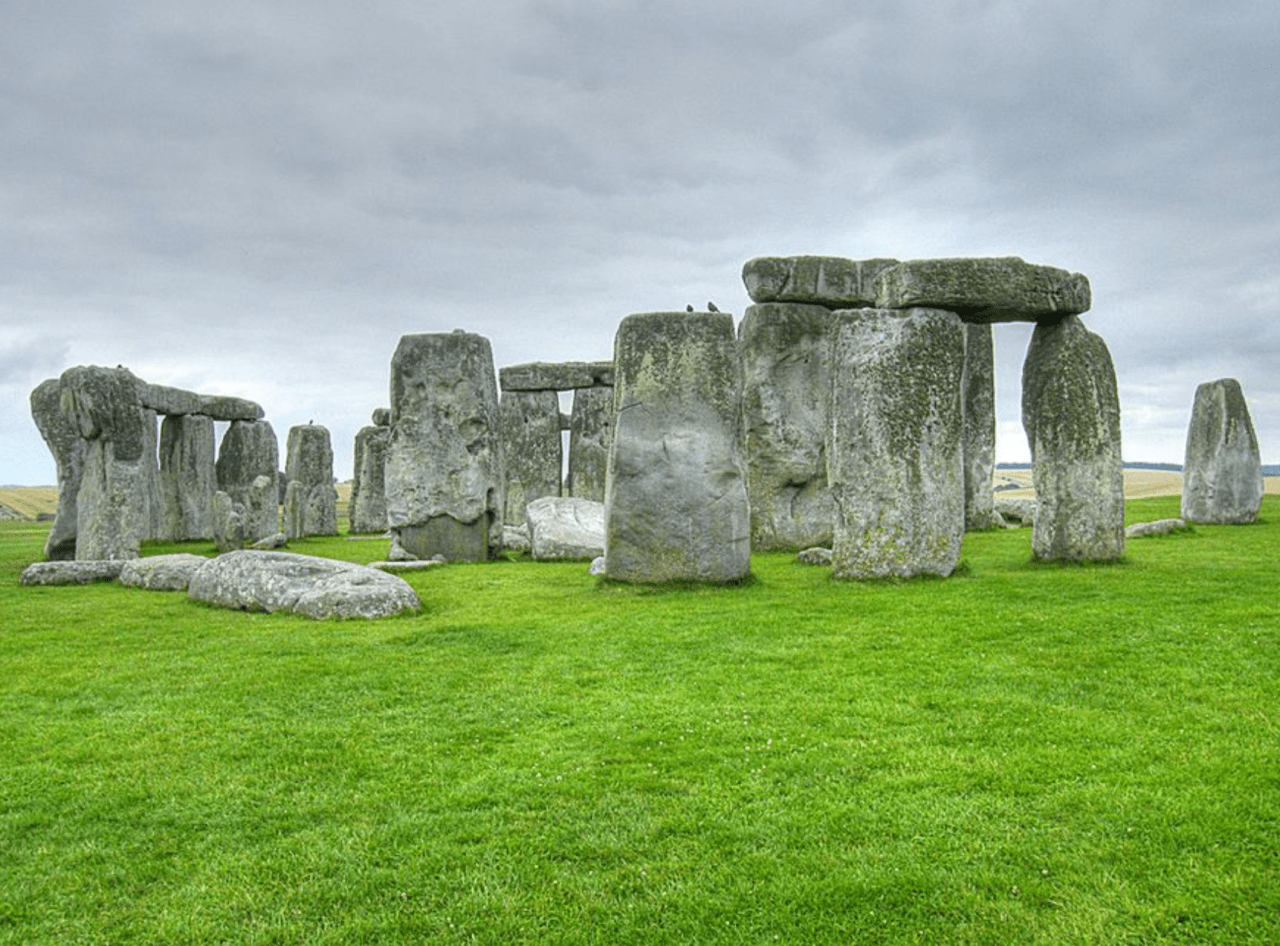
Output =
[
  {"x1": 349, "y1": 411, "x2": 391, "y2": 534},
  {"x1": 1181, "y1": 378, "x2": 1263, "y2": 524},
  {"x1": 282, "y1": 424, "x2": 338, "y2": 539}
]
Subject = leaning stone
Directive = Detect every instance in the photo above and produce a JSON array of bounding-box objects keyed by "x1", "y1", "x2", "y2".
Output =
[
  {"x1": 742, "y1": 256, "x2": 900, "y2": 307},
  {"x1": 527, "y1": 496, "x2": 605, "y2": 560},
  {"x1": 30, "y1": 378, "x2": 85, "y2": 560},
  {"x1": 1126, "y1": 519, "x2": 1189, "y2": 539},
  {"x1": 797, "y1": 547, "x2": 833, "y2": 566},
  {"x1": 962, "y1": 323, "x2": 1000, "y2": 530},
  {"x1": 282, "y1": 424, "x2": 338, "y2": 539},
  {"x1": 828, "y1": 308, "x2": 966, "y2": 579},
  {"x1": 216, "y1": 420, "x2": 279, "y2": 540},
  {"x1": 565, "y1": 386, "x2": 614, "y2": 502},
  {"x1": 19, "y1": 560, "x2": 125, "y2": 586},
  {"x1": 1022, "y1": 315, "x2": 1125, "y2": 561},
  {"x1": 499, "y1": 361, "x2": 614, "y2": 392},
  {"x1": 874, "y1": 257, "x2": 1092, "y2": 323},
  {"x1": 739, "y1": 302, "x2": 835, "y2": 551},
  {"x1": 349, "y1": 425, "x2": 390, "y2": 534},
  {"x1": 1181, "y1": 378, "x2": 1264, "y2": 524},
  {"x1": 188, "y1": 550, "x2": 420, "y2": 619},
  {"x1": 159, "y1": 413, "x2": 217, "y2": 541},
  {"x1": 500, "y1": 390, "x2": 563, "y2": 526},
  {"x1": 119, "y1": 554, "x2": 210, "y2": 591},
  {"x1": 605, "y1": 312, "x2": 750, "y2": 583}
]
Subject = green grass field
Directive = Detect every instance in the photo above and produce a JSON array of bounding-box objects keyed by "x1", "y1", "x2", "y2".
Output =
[{"x1": 1, "y1": 497, "x2": 1277, "y2": 944}]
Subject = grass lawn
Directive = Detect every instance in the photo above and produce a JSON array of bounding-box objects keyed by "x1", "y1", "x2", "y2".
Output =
[{"x1": 1, "y1": 496, "x2": 1277, "y2": 944}]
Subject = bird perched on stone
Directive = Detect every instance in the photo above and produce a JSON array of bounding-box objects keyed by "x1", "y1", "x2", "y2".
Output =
[
  {"x1": 686, "y1": 304, "x2": 694, "y2": 312},
  {"x1": 707, "y1": 301, "x2": 720, "y2": 312}
]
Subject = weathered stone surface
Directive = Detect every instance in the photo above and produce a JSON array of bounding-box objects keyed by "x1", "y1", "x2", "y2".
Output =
[
  {"x1": 797, "y1": 547, "x2": 833, "y2": 566},
  {"x1": 283, "y1": 425, "x2": 337, "y2": 539},
  {"x1": 742, "y1": 256, "x2": 899, "y2": 308},
  {"x1": 1126, "y1": 518, "x2": 1188, "y2": 538},
  {"x1": 1022, "y1": 315, "x2": 1125, "y2": 561},
  {"x1": 159, "y1": 413, "x2": 217, "y2": 541},
  {"x1": 962, "y1": 323, "x2": 999, "y2": 530},
  {"x1": 502, "y1": 524, "x2": 531, "y2": 553},
  {"x1": 385, "y1": 331, "x2": 503, "y2": 561},
  {"x1": 211, "y1": 475, "x2": 277, "y2": 552},
  {"x1": 739, "y1": 302, "x2": 835, "y2": 551},
  {"x1": 1181, "y1": 378, "x2": 1264, "y2": 524},
  {"x1": 136, "y1": 382, "x2": 263, "y2": 421},
  {"x1": 370, "y1": 560, "x2": 445, "y2": 573},
  {"x1": 349, "y1": 425, "x2": 390, "y2": 534},
  {"x1": 526, "y1": 496, "x2": 605, "y2": 560},
  {"x1": 828, "y1": 308, "x2": 966, "y2": 579},
  {"x1": 20, "y1": 560, "x2": 125, "y2": 585},
  {"x1": 500, "y1": 389, "x2": 563, "y2": 526},
  {"x1": 59, "y1": 365, "x2": 146, "y2": 461},
  {"x1": 251, "y1": 532, "x2": 288, "y2": 550},
  {"x1": 119, "y1": 553, "x2": 210, "y2": 591},
  {"x1": 605, "y1": 312, "x2": 750, "y2": 583},
  {"x1": 588, "y1": 555, "x2": 606, "y2": 576},
  {"x1": 211, "y1": 490, "x2": 247, "y2": 553},
  {"x1": 499, "y1": 361, "x2": 614, "y2": 392},
  {"x1": 75, "y1": 435, "x2": 148, "y2": 560},
  {"x1": 141, "y1": 409, "x2": 164, "y2": 541},
  {"x1": 565, "y1": 386, "x2": 614, "y2": 502},
  {"x1": 994, "y1": 495, "x2": 1037, "y2": 526},
  {"x1": 372, "y1": 407, "x2": 391, "y2": 427},
  {"x1": 188, "y1": 550, "x2": 420, "y2": 619},
  {"x1": 874, "y1": 257, "x2": 1092, "y2": 323},
  {"x1": 30, "y1": 378, "x2": 85, "y2": 560},
  {"x1": 216, "y1": 420, "x2": 279, "y2": 540}
]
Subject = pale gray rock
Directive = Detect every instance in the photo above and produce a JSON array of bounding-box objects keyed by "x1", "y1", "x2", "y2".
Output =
[
  {"x1": 1022, "y1": 315, "x2": 1125, "y2": 561},
  {"x1": 502, "y1": 524, "x2": 531, "y2": 553},
  {"x1": 251, "y1": 532, "x2": 288, "y2": 550},
  {"x1": 349, "y1": 425, "x2": 390, "y2": 534},
  {"x1": 59, "y1": 365, "x2": 146, "y2": 460},
  {"x1": 742, "y1": 256, "x2": 900, "y2": 307},
  {"x1": 136, "y1": 382, "x2": 263, "y2": 421},
  {"x1": 874, "y1": 256, "x2": 1092, "y2": 323},
  {"x1": 211, "y1": 490, "x2": 248, "y2": 553},
  {"x1": 1181, "y1": 378, "x2": 1264, "y2": 524},
  {"x1": 216, "y1": 420, "x2": 279, "y2": 540},
  {"x1": 962, "y1": 323, "x2": 1000, "y2": 530},
  {"x1": 739, "y1": 302, "x2": 835, "y2": 551},
  {"x1": 159, "y1": 413, "x2": 217, "y2": 541},
  {"x1": 565, "y1": 385, "x2": 614, "y2": 502},
  {"x1": 20, "y1": 560, "x2": 125, "y2": 585},
  {"x1": 211, "y1": 476, "x2": 277, "y2": 552},
  {"x1": 797, "y1": 547, "x2": 833, "y2": 566},
  {"x1": 119, "y1": 553, "x2": 210, "y2": 591},
  {"x1": 500, "y1": 389, "x2": 563, "y2": 526},
  {"x1": 605, "y1": 312, "x2": 750, "y2": 583},
  {"x1": 385, "y1": 331, "x2": 503, "y2": 562},
  {"x1": 370, "y1": 560, "x2": 446, "y2": 573},
  {"x1": 499, "y1": 361, "x2": 614, "y2": 392},
  {"x1": 994, "y1": 495, "x2": 1037, "y2": 526},
  {"x1": 589, "y1": 556, "x2": 606, "y2": 576},
  {"x1": 1126, "y1": 518, "x2": 1188, "y2": 539},
  {"x1": 282, "y1": 424, "x2": 337, "y2": 539},
  {"x1": 828, "y1": 308, "x2": 966, "y2": 579},
  {"x1": 188, "y1": 550, "x2": 420, "y2": 619},
  {"x1": 30, "y1": 378, "x2": 85, "y2": 560},
  {"x1": 527, "y1": 496, "x2": 605, "y2": 560}
]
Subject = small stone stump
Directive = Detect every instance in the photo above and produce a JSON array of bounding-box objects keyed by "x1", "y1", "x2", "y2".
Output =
[
  {"x1": 216, "y1": 420, "x2": 280, "y2": 541},
  {"x1": 1181, "y1": 378, "x2": 1264, "y2": 524}
]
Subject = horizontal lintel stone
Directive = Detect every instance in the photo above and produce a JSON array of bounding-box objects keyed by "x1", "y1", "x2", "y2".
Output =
[
  {"x1": 499, "y1": 361, "x2": 614, "y2": 392},
  {"x1": 138, "y1": 382, "x2": 264, "y2": 421},
  {"x1": 742, "y1": 256, "x2": 901, "y2": 308},
  {"x1": 873, "y1": 256, "x2": 1091, "y2": 323}
]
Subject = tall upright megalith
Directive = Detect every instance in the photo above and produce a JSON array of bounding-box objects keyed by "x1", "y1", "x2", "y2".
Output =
[
  {"x1": 385, "y1": 331, "x2": 503, "y2": 561},
  {"x1": 566, "y1": 385, "x2": 613, "y2": 502},
  {"x1": 499, "y1": 389, "x2": 562, "y2": 526},
  {"x1": 604, "y1": 311, "x2": 750, "y2": 583},
  {"x1": 1022, "y1": 315, "x2": 1124, "y2": 561},
  {"x1": 1181, "y1": 378, "x2": 1263, "y2": 524},
  {"x1": 349, "y1": 415, "x2": 390, "y2": 534},
  {"x1": 159, "y1": 413, "x2": 217, "y2": 541},
  {"x1": 283, "y1": 424, "x2": 338, "y2": 539},
  {"x1": 738, "y1": 302, "x2": 835, "y2": 551},
  {"x1": 30, "y1": 378, "x2": 85, "y2": 560},
  {"x1": 216, "y1": 420, "x2": 280, "y2": 541},
  {"x1": 827, "y1": 308, "x2": 967, "y2": 579},
  {"x1": 962, "y1": 323, "x2": 998, "y2": 530}
]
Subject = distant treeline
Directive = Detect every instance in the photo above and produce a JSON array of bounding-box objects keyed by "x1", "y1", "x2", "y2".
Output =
[{"x1": 997, "y1": 462, "x2": 1280, "y2": 476}]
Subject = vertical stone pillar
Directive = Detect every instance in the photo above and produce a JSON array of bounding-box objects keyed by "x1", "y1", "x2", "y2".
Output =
[
  {"x1": 283, "y1": 424, "x2": 338, "y2": 538},
  {"x1": 1022, "y1": 315, "x2": 1124, "y2": 561},
  {"x1": 216, "y1": 419, "x2": 280, "y2": 541},
  {"x1": 499, "y1": 389, "x2": 563, "y2": 526},
  {"x1": 141, "y1": 409, "x2": 163, "y2": 541},
  {"x1": 385, "y1": 331, "x2": 503, "y2": 561},
  {"x1": 159, "y1": 413, "x2": 217, "y2": 541},
  {"x1": 828, "y1": 308, "x2": 966, "y2": 579},
  {"x1": 565, "y1": 385, "x2": 614, "y2": 502},
  {"x1": 1181, "y1": 378, "x2": 1263, "y2": 524},
  {"x1": 739, "y1": 302, "x2": 835, "y2": 551},
  {"x1": 962, "y1": 322, "x2": 998, "y2": 530},
  {"x1": 349, "y1": 418, "x2": 391, "y2": 534},
  {"x1": 30, "y1": 378, "x2": 85, "y2": 560},
  {"x1": 604, "y1": 311, "x2": 750, "y2": 583}
]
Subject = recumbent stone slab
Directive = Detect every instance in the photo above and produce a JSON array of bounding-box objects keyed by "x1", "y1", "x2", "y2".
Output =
[
  {"x1": 119, "y1": 553, "x2": 210, "y2": 591},
  {"x1": 1181, "y1": 378, "x2": 1264, "y2": 524},
  {"x1": 526, "y1": 496, "x2": 605, "y2": 560},
  {"x1": 874, "y1": 256, "x2": 1091, "y2": 323}
]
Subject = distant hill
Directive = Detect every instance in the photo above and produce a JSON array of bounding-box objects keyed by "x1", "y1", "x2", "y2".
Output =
[{"x1": 999, "y1": 462, "x2": 1280, "y2": 476}]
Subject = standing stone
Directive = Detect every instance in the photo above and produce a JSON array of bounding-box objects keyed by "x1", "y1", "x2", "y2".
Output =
[
  {"x1": 349, "y1": 425, "x2": 391, "y2": 534},
  {"x1": 1022, "y1": 315, "x2": 1124, "y2": 561},
  {"x1": 828, "y1": 308, "x2": 966, "y2": 579},
  {"x1": 282, "y1": 424, "x2": 338, "y2": 539},
  {"x1": 159, "y1": 413, "x2": 217, "y2": 541},
  {"x1": 1181, "y1": 378, "x2": 1264, "y2": 524},
  {"x1": 216, "y1": 420, "x2": 279, "y2": 541},
  {"x1": 739, "y1": 302, "x2": 835, "y2": 551},
  {"x1": 962, "y1": 323, "x2": 999, "y2": 530},
  {"x1": 604, "y1": 312, "x2": 750, "y2": 583},
  {"x1": 30, "y1": 378, "x2": 85, "y2": 560},
  {"x1": 565, "y1": 385, "x2": 614, "y2": 502},
  {"x1": 500, "y1": 389, "x2": 563, "y2": 527},
  {"x1": 141, "y1": 409, "x2": 164, "y2": 541},
  {"x1": 385, "y1": 331, "x2": 503, "y2": 561}
]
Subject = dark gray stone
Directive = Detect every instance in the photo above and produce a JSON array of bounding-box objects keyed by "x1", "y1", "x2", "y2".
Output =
[
  {"x1": 349, "y1": 425, "x2": 390, "y2": 534},
  {"x1": 875, "y1": 257, "x2": 1092, "y2": 323},
  {"x1": 742, "y1": 256, "x2": 900, "y2": 307},
  {"x1": 962, "y1": 323, "x2": 999, "y2": 530},
  {"x1": 30, "y1": 378, "x2": 85, "y2": 560},
  {"x1": 499, "y1": 361, "x2": 614, "y2": 392},
  {"x1": 1181, "y1": 378, "x2": 1264, "y2": 524},
  {"x1": 565, "y1": 386, "x2": 614, "y2": 502},
  {"x1": 159, "y1": 413, "x2": 217, "y2": 541},
  {"x1": 119, "y1": 553, "x2": 210, "y2": 591},
  {"x1": 500, "y1": 389, "x2": 563, "y2": 527},
  {"x1": 216, "y1": 420, "x2": 279, "y2": 541},
  {"x1": 282, "y1": 424, "x2": 337, "y2": 539},
  {"x1": 20, "y1": 560, "x2": 125, "y2": 585}
]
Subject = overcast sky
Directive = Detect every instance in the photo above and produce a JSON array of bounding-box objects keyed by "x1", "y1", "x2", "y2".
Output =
[{"x1": 4, "y1": 0, "x2": 1278, "y2": 485}]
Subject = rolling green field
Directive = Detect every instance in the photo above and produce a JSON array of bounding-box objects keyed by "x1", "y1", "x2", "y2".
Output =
[{"x1": 1, "y1": 498, "x2": 1277, "y2": 944}]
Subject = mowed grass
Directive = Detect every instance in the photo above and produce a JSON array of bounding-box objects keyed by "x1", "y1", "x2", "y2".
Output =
[{"x1": 1, "y1": 497, "x2": 1277, "y2": 945}]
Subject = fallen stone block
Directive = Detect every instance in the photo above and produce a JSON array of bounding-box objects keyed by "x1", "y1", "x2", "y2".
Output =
[
  {"x1": 1126, "y1": 519, "x2": 1189, "y2": 539},
  {"x1": 20, "y1": 560, "x2": 125, "y2": 586},
  {"x1": 119, "y1": 554, "x2": 210, "y2": 591},
  {"x1": 527, "y1": 497, "x2": 605, "y2": 560}
]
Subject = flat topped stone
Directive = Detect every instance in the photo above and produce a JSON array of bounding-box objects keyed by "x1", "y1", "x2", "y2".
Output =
[
  {"x1": 742, "y1": 256, "x2": 900, "y2": 308},
  {"x1": 20, "y1": 560, "x2": 125, "y2": 585},
  {"x1": 499, "y1": 361, "x2": 614, "y2": 392},
  {"x1": 873, "y1": 256, "x2": 1091, "y2": 323},
  {"x1": 119, "y1": 553, "x2": 210, "y2": 591},
  {"x1": 136, "y1": 382, "x2": 264, "y2": 421}
]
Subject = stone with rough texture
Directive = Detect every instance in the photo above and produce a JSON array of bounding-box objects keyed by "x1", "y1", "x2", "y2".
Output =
[
  {"x1": 349, "y1": 425, "x2": 390, "y2": 534},
  {"x1": 828, "y1": 308, "x2": 966, "y2": 579},
  {"x1": 605, "y1": 312, "x2": 750, "y2": 583},
  {"x1": 526, "y1": 496, "x2": 605, "y2": 560},
  {"x1": 994, "y1": 495, "x2": 1036, "y2": 526},
  {"x1": 1181, "y1": 378, "x2": 1264, "y2": 524},
  {"x1": 283, "y1": 424, "x2": 338, "y2": 539},
  {"x1": 216, "y1": 420, "x2": 279, "y2": 540},
  {"x1": 502, "y1": 524, "x2": 531, "y2": 553},
  {"x1": 385, "y1": 331, "x2": 503, "y2": 561},
  {"x1": 119, "y1": 553, "x2": 210, "y2": 591},
  {"x1": 1126, "y1": 518, "x2": 1188, "y2": 539},
  {"x1": 1022, "y1": 315, "x2": 1125, "y2": 561},
  {"x1": 797, "y1": 547, "x2": 833, "y2": 566},
  {"x1": 188, "y1": 550, "x2": 420, "y2": 619},
  {"x1": 739, "y1": 302, "x2": 835, "y2": 551},
  {"x1": 370, "y1": 560, "x2": 445, "y2": 573},
  {"x1": 874, "y1": 257, "x2": 1092, "y2": 323},
  {"x1": 742, "y1": 256, "x2": 900, "y2": 308},
  {"x1": 211, "y1": 476, "x2": 276, "y2": 552},
  {"x1": 565, "y1": 386, "x2": 614, "y2": 502},
  {"x1": 500, "y1": 389, "x2": 563, "y2": 526},
  {"x1": 136, "y1": 382, "x2": 263, "y2": 421},
  {"x1": 251, "y1": 532, "x2": 288, "y2": 550},
  {"x1": 20, "y1": 560, "x2": 125, "y2": 585},
  {"x1": 30, "y1": 378, "x2": 85, "y2": 560},
  {"x1": 141, "y1": 410, "x2": 164, "y2": 541},
  {"x1": 159, "y1": 413, "x2": 217, "y2": 541},
  {"x1": 962, "y1": 323, "x2": 999, "y2": 530},
  {"x1": 588, "y1": 556, "x2": 606, "y2": 576},
  {"x1": 499, "y1": 361, "x2": 614, "y2": 392},
  {"x1": 372, "y1": 407, "x2": 391, "y2": 427}
]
